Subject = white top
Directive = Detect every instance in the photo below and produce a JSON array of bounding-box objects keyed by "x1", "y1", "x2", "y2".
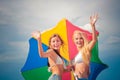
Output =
[
  {"x1": 74, "y1": 51, "x2": 83, "y2": 63},
  {"x1": 48, "y1": 55, "x2": 66, "y2": 72},
  {"x1": 56, "y1": 55, "x2": 63, "y2": 64}
]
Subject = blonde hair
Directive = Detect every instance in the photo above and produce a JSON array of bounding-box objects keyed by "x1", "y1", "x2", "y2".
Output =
[{"x1": 73, "y1": 30, "x2": 91, "y2": 65}]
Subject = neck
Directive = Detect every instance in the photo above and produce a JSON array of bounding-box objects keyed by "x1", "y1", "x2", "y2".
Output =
[
  {"x1": 77, "y1": 47, "x2": 82, "y2": 51},
  {"x1": 54, "y1": 49, "x2": 60, "y2": 53}
]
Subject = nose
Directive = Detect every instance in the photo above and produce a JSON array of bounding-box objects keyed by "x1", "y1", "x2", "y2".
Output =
[
  {"x1": 77, "y1": 38, "x2": 81, "y2": 41},
  {"x1": 54, "y1": 41, "x2": 58, "y2": 44}
]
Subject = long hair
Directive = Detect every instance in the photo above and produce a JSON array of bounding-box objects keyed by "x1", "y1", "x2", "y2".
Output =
[
  {"x1": 47, "y1": 34, "x2": 63, "y2": 66},
  {"x1": 73, "y1": 30, "x2": 91, "y2": 65}
]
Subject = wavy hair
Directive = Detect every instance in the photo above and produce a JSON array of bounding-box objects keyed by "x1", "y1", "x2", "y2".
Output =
[{"x1": 73, "y1": 30, "x2": 91, "y2": 65}]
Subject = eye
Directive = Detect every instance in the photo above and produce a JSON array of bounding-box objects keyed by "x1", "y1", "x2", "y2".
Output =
[
  {"x1": 80, "y1": 37, "x2": 83, "y2": 39},
  {"x1": 75, "y1": 38, "x2": 78, "y2": 40},
  {"x1": 52, "y1": 40, "x2": 55, "y2": 43}
]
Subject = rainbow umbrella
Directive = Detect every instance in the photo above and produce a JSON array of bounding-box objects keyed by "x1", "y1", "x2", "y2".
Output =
[{"x1": 21, "y1": 19, "x2": 108, "y2": 80}]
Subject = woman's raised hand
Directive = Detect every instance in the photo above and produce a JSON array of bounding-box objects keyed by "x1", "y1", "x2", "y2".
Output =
[
  {"x1": 31, "y1": 31, "x2": 41, "y2": 40},
  {"x1": 90, "y1": 13, "x2": 99, "y2": 26}
]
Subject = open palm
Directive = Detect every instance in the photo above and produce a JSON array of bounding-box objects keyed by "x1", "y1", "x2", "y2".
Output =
[
  {"x1": 90, "y1": 14, "x2": 99, "y2": 26},
  {"x1": 31, "y1": 31, "x2": 41, "y2": 40}
]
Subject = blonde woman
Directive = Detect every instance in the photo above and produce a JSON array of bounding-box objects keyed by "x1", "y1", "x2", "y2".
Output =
[
  {"x1": 72, "y1": 14, "x2": 98, "y2": 80},
  {"x1": 31, "y1": 31, "x2": 70, "y2": 80}
]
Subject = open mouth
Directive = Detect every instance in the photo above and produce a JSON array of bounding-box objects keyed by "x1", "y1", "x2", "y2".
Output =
[{"x1": 76, "y1": 42, "x2": 82, "y2": 45}]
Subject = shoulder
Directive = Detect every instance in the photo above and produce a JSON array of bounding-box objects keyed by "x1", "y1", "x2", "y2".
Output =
[{"x1": 46, "y1": 49, "x2": 54, "y2": 53}]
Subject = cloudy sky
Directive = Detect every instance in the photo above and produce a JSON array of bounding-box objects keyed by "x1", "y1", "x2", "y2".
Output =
[{"x1": 0, "y1": 0, "x2": 120, "y2": 80}]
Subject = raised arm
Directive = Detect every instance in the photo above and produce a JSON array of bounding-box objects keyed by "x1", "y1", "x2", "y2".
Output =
[
  {"x1": 31, "y1": 31, "x2": 49, "y2": 57},
  {"x1": 88, "y1": 14, "x2": 99, "y2": 50}
]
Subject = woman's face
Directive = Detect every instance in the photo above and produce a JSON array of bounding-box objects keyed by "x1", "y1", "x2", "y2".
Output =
[
  {"x1": 73, "y1": 33, "x2": 84, "y2": 48},
  {"x1": 50, "y1": 36, "x2": 62, "y2": 50}
]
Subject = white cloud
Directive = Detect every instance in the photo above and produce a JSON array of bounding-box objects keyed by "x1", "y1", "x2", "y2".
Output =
[
  {"x1": 0, "y1": 0, "x2": 120, "y2": 62},
  {"x1": 105, "y1": 36, "x2": 120, "y2": 44},
  {"x1": 99, "y1": 35, "x2": 120, "y2": 52},
  {"x1": 0, "y1": 41, "x2": 29, "y2": 62}
]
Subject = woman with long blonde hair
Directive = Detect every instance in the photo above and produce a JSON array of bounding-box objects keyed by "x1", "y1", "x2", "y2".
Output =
[{"x1": 72, "y1": 14, "x2": 98, "y2": 80}]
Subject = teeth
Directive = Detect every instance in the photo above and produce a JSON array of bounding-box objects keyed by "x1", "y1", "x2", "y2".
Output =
[
  {"x1": 54, "y1": 45, "x2": 59, "y2": 48},
  {"x1": 55, "y1": 46, "x2": 58, "y2": 47},
  {"x1": 77, "y1": 42, "x2": 81, "y2": 44}
]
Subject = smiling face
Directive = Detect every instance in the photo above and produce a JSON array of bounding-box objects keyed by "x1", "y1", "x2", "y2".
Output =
[
  {"x1": 73, "y1": 31, "x2": 84, "y2": 49},
  {"x1": 49, "y1": 34, "x2": 63, "y2": 50}
]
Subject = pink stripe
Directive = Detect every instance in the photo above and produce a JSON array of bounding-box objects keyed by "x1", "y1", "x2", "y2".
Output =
[{"x1": 62, "y1": 72, "x2": 71, "y2": 80}]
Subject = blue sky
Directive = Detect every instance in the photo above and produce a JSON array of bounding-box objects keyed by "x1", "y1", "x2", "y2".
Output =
[{"x1": 0, "y1": 0, "x2": 120, "y2": 80}]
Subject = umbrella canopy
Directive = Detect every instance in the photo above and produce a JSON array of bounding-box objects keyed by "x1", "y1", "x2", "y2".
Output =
[{"x1": 21, "y1": 19, "x2": 108, "y2": 80}]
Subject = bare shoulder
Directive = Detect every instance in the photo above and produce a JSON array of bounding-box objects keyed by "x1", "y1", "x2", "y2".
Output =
[
  {"x1": 46, "y1": 49, "x2": 54, "y2": 53},
  {"x1": 46, "y1": 49, "x2": 56, "y2": 58}
]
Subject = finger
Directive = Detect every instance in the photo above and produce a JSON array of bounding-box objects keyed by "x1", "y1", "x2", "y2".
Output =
[
  {"x1": 96, "y1": 13, "x2": 99, "y2": 19},
  {"x1": 90, "y1": 16, "x2": 92, "y2": 21},
  {"x1": 31, "y1": 32, "x2": 36, "y2": 36},
  {"x1": 95, "y1": 13, "x2": 99, "y2": 19}
]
